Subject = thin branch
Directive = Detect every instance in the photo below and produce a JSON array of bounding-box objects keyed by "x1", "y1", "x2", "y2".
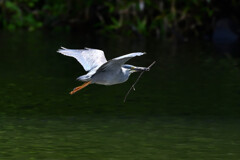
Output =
[{"x1": 124, "y1": 61, "x2": 156, "y2": 102}]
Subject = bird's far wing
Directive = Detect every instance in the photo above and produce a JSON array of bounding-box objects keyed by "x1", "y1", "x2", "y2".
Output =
[
  {"x1": 57, "y1": 47, "x2": 107, "y2": 71},
  {"x1": 97, "y1": 52, "x2": 145, "y2": 72}
]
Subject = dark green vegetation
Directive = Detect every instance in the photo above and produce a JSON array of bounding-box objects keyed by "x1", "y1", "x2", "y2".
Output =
[
  {"x1": 1, "y1": 2, "x2": 240, "y2": 159},
  {"x1": 1, "y1": 0, "x2": 240, "y2": 37}
]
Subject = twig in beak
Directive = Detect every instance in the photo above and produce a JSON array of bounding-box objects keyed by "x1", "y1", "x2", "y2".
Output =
[{"x1": 124, "y1": 61, "x2": 156, "y2": 102}]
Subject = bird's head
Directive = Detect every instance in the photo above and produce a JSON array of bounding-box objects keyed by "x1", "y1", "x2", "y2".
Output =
[{"x1": 122, "y1": 64, "x2": 149, "y2": 73}]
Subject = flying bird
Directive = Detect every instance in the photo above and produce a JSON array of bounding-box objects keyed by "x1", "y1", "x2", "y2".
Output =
[{"x1": 57, "y1": 47, "x2": 149, "y2": 94}]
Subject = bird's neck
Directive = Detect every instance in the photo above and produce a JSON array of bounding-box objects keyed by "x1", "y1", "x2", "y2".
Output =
[{"x1": 121, "y1": 67, "x2": 132, "y2": 79}]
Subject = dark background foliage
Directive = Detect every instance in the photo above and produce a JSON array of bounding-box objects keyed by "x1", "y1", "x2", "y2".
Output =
[
  {"x1": 1, "y1": 2, "x2": 240, "y2": 158},
  {"x1": 0, "y1": 0, "x2": 240, "y2": 38}
]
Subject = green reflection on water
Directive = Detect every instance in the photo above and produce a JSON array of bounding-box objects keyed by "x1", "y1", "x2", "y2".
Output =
[
  {"x1": 0, "y1": 116, "x2": 240, "y2": 160},
  {"x1": 1, "y1": 32, "x2": 240, "y2": 159}
]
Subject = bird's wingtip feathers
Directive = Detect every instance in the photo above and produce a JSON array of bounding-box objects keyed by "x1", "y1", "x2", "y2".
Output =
[
  {"x1": 61, "y1": 46, "x2": 67, "y2": 49},
  {"x1": 135, "y1": 52, "x2": 146, "y2": 56},
  {"x1": 57, "y1": 47, "x2": 67, "y2": 53}
]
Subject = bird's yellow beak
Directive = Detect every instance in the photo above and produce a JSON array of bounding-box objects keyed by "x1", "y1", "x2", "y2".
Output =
[{"x1": 131, "y1": 66, "x2": 149, "y2": 72}]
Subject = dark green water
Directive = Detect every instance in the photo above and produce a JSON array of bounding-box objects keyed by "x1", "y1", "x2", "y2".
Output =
[
  {"x1": 1, "y1": 116, "x2": 240, "y2": 159},
  {"x1": 0, "y1": 32, "x2": 240, "y2": 159}
]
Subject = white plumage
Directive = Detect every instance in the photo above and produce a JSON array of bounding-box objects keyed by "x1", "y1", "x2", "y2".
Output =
[
  {"x1": 57, "y1": 47, "x2": 107, "y2": 71},
  {"x1": 58, "y1": 47, "x2": 147, "y2": 94}
]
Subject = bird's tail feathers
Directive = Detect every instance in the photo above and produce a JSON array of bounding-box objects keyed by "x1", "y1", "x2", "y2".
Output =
[{"x1": 76, "y1": 75, "x2": 91, "y2": 82}]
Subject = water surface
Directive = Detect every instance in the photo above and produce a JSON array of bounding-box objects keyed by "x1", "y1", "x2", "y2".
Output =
[{"x1": 0, "y1": 32, "x2": 240, "y2": 159}]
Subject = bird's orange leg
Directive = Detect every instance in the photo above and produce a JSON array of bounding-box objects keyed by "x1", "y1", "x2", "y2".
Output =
[{"x1": 70, "y1": 81, "x2": 91, "y2": 95}]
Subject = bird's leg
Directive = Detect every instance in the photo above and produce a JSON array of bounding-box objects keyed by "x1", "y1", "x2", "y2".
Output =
[{"x1": 70, "y1": 81, "x2": 91, "y2": 95}]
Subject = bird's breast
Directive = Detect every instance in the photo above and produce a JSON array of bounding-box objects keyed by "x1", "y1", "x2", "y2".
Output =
[{"x1": 91, "y1": 69, "x2": 129, "y2": 85}]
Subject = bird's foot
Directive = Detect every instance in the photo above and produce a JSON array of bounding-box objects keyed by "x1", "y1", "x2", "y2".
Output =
[{"x1": 70, "y1": 81, "x2": 91, "y2": 95}]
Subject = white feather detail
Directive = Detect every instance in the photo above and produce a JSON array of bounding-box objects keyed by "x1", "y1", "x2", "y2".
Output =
[{"x1": 57, "y1": 47, "x2": 107, "y2": 71}]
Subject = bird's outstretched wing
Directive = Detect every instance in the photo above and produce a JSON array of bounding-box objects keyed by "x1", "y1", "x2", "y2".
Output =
[
  {"x1": 57, "y1": 47, "x2": 107, "y2": 71},
  {"x1": 97, "y1": 52, "x2": 145, "y2": 72}
]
